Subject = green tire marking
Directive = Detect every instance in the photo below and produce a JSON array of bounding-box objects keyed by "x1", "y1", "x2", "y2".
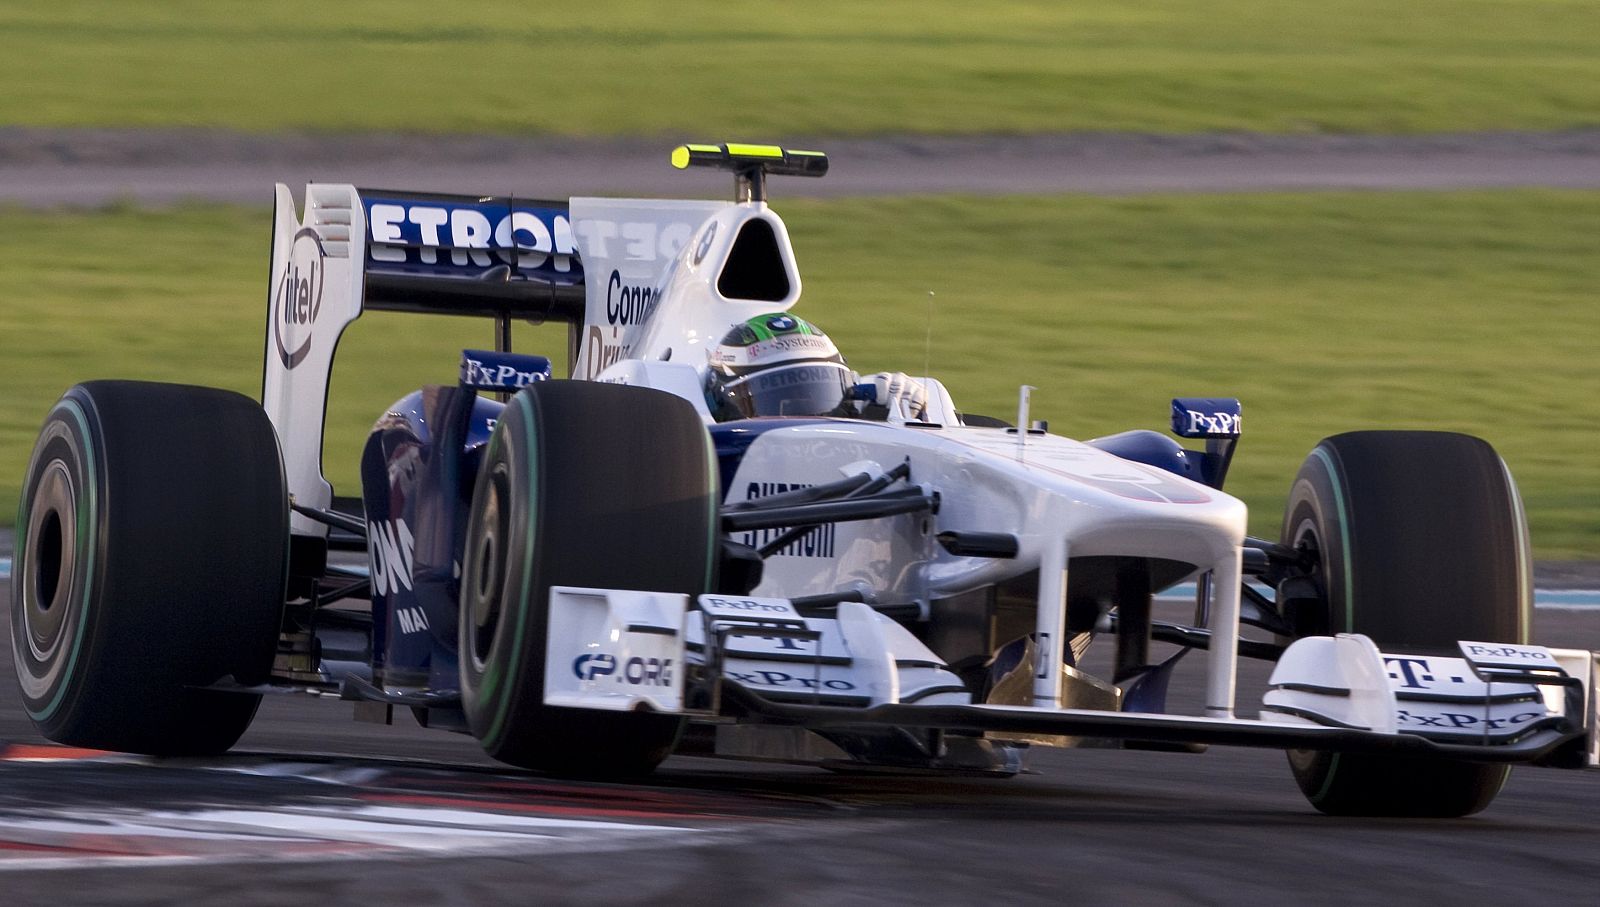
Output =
[
  {"x1": 11, "y1": 435, "x2": 27, "y2": 691},
  {"x1": 1502, "y1": 458, "x2": 1533, "y2": 644},
  {"x1": 1305, "y1": 445, "x2": 1352, "y2": 804},
  {"x1": 27, "y1": 399, "x2": 98, "y2": 723},
  {"x1": 702, "y1": 429, "x2": 719, "y2": 594},
  {"x1": 1487, "y1": 764, "x2": 1511, "y2": 801},
  {"x1": 1309, "y1": 752, "x2": 1341, "y2": 805},
  {"x1": 474, "y1": 427, "x2": 507, "y2": 705},
  {"x1": 1308, "y1": 446, "x2": 1353, "y2": 633},
  {"x1": 483, "y1": 392, "x2": 539, "y2": 749},
  {"x1": 13, "y1": 468, "x2": 27, "y2": 567}
]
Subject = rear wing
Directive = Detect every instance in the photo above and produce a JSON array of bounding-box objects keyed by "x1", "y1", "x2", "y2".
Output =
[{"x1": 264, "y1": 183, "x2": 729, "y2": 535}]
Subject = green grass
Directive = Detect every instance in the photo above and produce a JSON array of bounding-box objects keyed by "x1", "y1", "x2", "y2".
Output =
[
  {"x1": 1, "y1": 190, "x2": 1595, "y2": 557},
  {"x1": 5, "y1": 1, "x2": 1600, "y2": 135}
]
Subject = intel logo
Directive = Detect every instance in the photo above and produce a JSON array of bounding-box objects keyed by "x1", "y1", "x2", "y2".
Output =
[{"x1": 272, "y1": 228, "x2": 326, "y2": 369}]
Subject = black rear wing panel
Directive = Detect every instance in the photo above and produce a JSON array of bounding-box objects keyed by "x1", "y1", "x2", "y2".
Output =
[{"x1": 357, "y1": 188, "x2": 587, "y2": 321}]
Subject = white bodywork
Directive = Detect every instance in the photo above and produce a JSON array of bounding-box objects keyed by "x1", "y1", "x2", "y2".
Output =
[
  {"x1": 563, "y1": 193, "x2": 1250, "y2": 714},
  {"x1": 262, "y1": 182, "x2": 1596, "y2": 767},
  {"x1": 538, "y1": 191, "x2": 1593, "y2": 761},
  {"x1": 724, "y1": 421, "x2": 1248, "y2": 714},
  {"x1": 568, "y1": 197, "x2": 741, "y2": 380},
  {"x1": 545, "y1": 589, "x2": 969, "y2": 713},
  {"x1": 263, "y1": 184, "x2": 368, "y2": 535}
]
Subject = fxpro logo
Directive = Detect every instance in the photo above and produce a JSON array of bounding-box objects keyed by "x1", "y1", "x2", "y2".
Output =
[
  {"x1": 703, "y1": 597, "x2": 792, "y2": 614},
  {"x1": 1462, "y1": 643, "x2": 1551, "y2": 662},
  {"x1": 462, "y1": 357, "x2": 547, "y2": 389},
  {"x1": 726, "y1": 669, "x2": 856, "y2": 691},
  {"x1": 1183, "y1": 409, "x2": 1241, "y2": 437},
  {"x1": 272, "y1": 228, "x2": 326, "y2": 369},
  {"x1": 1396, "y1": 707, "x2": 1544, "y2": 731},
  {"x1": 368, "y1": 518, "x2": 415, "y2": 596}
]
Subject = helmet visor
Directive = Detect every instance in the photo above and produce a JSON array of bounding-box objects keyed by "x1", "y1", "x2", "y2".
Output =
[{"x1": 718, "y1": 362, "x2": 854, "y2": 418}]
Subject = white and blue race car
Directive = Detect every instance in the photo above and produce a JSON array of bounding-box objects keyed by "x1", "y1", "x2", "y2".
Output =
[{"x1": 12, "y1": 144, "x2": 1597, "y2": 817}]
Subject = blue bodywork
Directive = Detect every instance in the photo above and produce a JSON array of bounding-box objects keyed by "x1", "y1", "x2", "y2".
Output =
[
  {"x1": 363, "y1": 394, "x2": 845, "y2": 689},
  {"x1": 1085, "y1": 430, "x2": 1203, "y2": 484},
  {"x1": 360, "y1": 386, "x2": 503, "y2": 690},
  {"x1": 1088, "y1": 396, "x2": 1242, "y2": 490},
  {"x1": 707, "y1": 417, "x2": 845, "y2": 499},
  {"x1": 1170, "y1": 397, "x2": 1242, "y2": 439}
]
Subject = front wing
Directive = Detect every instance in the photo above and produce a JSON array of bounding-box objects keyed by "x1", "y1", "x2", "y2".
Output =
[{"x1": 543, "y1": 587, "x2": 1598, "y2": 769}]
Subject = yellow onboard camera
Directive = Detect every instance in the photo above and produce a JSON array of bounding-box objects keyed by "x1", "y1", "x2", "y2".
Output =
[{"x1": 670, "y1": 142, "x2": 828, "y2": 201}]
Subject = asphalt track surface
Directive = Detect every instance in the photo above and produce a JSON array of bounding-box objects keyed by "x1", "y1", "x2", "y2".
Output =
[
  {"x1": 2, "y1": 558, "x2": 1597, "y2": 904},
  {"x1": 3, "y1": 128, "x2": 1600, "y2": 206}
]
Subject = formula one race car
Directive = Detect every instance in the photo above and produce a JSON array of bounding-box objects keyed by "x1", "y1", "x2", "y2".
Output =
[{"x1": 13, "y1": 144, "x2": 1597, "y2": 817}]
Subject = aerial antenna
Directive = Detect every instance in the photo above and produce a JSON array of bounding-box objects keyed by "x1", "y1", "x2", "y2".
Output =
[
  {"x1": 923, "y1": 290, "x2": 935, "y2": 382},
  {"x1": 1015, "y1": 386, "x2": 1035, "y2": 458}
]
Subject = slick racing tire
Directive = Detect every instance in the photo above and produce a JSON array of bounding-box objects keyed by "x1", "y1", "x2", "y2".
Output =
[
  {"x1": 1280, "y1": 431, "x2": 1530, "y2": 817},
  {"x1": 12, "y1": 381, "x2": 288, "y2": 755},
  {"x1": 459, "y1": 381, "x2": 717, "y2": 777}
]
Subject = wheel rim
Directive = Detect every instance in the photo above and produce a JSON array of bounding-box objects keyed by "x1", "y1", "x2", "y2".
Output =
[
  {"x1": 1284, "y1": 512, "x2": 1332, "y2": 638},
  {"x1": 465, "y1": 462, "x2": 512, "y2": 666},
  {"x1": 22, "y1": 459, "x2": 77, "y2": 663}
]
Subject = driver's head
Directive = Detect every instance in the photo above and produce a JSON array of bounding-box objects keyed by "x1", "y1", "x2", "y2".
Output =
[{"x1": 705, "y1": 313, "x2": 852, "y2": 421}]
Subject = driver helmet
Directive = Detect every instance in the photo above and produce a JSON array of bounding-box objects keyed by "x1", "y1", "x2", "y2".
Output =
[{"x1": 705, "y1": 313, "x2": 853, "y2": 420}]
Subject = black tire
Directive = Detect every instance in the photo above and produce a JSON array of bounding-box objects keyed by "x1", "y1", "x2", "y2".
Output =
[
  {"x1": 1280, "y1": 431, "x2": 1530, "y2": 817},
  {"x1": 11, "y1": 381, "x2": 288, "y2": 755},
  {"x1": 459, "y1": 382, "x2": 717, "y2": 776}
]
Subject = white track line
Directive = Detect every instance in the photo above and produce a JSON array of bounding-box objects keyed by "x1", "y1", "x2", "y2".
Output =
[{"x1": 0, "y1": 803, "x2": 708, "y2": 872}]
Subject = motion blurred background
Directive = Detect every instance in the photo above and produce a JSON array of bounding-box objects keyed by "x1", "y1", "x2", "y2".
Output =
[{"x1": 1, "y1": 0, "x2": 1595, "y2": 555}]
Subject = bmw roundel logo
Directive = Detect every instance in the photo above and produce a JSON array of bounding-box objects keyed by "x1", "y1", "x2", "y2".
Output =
[
  {"x1": 693, "y1": 221, "x2": 717, "y2": 265},
  {"x1": 767, "y1": 314, "x2": 797, "y2": 331}
]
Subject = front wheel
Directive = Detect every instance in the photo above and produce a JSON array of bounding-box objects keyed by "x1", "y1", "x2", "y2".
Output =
[
  {"x1": 458, "y1": 381, "x2": 718, "y2": 777},
  {"x1": 1279, "y1": 430, "x2": 1530, "y2": 817}
]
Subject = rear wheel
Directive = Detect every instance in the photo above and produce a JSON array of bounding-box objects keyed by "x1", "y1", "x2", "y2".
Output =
[
  {"x1": 11, "y1": 381, "x2": 288, "y2": 755},
  {"x1": 1280, "y1": 431, "x2": 1530, "y2": 817},
  {"x1": 459, "y1": 382, "x2": 718, "y2": 776}
]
